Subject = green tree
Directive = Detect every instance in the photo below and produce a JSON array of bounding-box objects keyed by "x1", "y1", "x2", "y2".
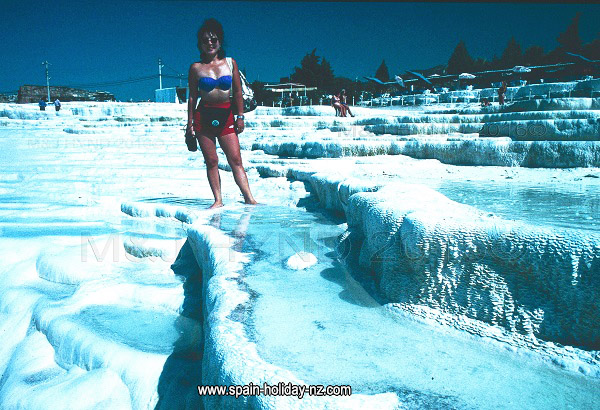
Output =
[
  {"x1": 291, "y1": 49, "x2": 335, "y2": 91},
  {"x1": 557, "y1": 12, "x2": 582, "y2": 53},
  {"x1": 375, "y1": 60, "x2": 390, "y2": 83},
  {"x1": 472, "y1": 58, "x2": 487, "y2": 73},
  {"x1": 446, "y1": 41, "x2": 474, "y2": 74},
  {"x1": 523, "y1": 45, "x2": 545, "y2": 66},
  {"x1": 332, "y1": 76, "x2": 360, "y2": 99},
  {"x1": 320, "y1": 57, "x2": 335, "y2": 92},
  {"x1": 291, "y1": 49, "x2": 320, "y2": 86},
  {"x1": 499, "y1": 37, "x2": 522, "y2": 69},
  {"x1": 486, "y1": 55, "x2": 500, "y2": 71},
  {"x1": 582, "y1": 35, "x2": 600, "y2": 60},
  {"x1": 250, "y1": 81, "x2": 273, "y2": 106}
]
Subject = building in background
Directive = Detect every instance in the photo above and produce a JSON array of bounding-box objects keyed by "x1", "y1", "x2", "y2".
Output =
[
  {"x1": 17, "y1": 85, "x2": 115, "y2": 104},
  {"x1": 155, "y1": 87, "x2": 188, "y2": 103}
]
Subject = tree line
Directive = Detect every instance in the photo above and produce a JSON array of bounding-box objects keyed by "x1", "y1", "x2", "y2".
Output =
[
  {"x1": 250, "y1": 12, "x2": 600, "y2": 103},
  {"x1": 446, "y1": 13, "x2": 600, "y2": 74}
]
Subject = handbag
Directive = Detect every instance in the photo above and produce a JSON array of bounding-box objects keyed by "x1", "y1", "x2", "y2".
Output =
[
  {"x1": 185, "y1": 128, "x2": 197, "y2": 152},
  {"x1": 226, "y1": 57, "x2": 257, "y2": 113}
]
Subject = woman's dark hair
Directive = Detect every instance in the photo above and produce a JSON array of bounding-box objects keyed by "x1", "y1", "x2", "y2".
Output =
[{"x1": 198, "y1": 18, "x2": 226, "y2": 59}]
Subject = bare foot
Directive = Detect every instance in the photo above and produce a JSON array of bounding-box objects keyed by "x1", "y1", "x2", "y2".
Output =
[
  {"x1": 244, "y1": 199, "x2": 258, "y2": 205},
  {"x1": 208, "y1": 201, "x2": 224, "y2": 209}
]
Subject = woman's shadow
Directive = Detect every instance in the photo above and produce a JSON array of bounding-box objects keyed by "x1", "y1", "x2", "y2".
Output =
[
  {"x1": 155, "y1": 208, "x2": 254, "y2": 409},
  {"x1": 155, "y1": 238, "x2": 204, "y2": 410}
]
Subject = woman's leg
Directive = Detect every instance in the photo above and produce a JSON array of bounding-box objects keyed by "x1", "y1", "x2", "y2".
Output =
[
  {"x1": 197, "y1": 133, "x2": 224, "y2": 209},
  {"x1": 344, "y1": 104, "x2": 354, "y2": 117},
  {"x1": 218, "y1": 132, "x2": 258, "y2": 205},
  {"x1": 334, "y1": 103, "x2": 343, "y2": 116}
]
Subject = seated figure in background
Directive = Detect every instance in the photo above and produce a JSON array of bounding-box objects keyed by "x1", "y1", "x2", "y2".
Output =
[
  {"x1": 339, "y1": 89, "x2": 354, "y2": 117},
  {"x1": 331, "y1": 92, "x2": 346, "y2": 117}
]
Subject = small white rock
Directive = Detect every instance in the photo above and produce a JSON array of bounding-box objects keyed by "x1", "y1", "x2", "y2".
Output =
[{"x1": 286, "y1": 252, "x2": 317, "y2": 270}]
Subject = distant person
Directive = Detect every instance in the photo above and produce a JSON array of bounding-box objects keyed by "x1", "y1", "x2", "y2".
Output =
[
  {"x1": 498, "y1": 81, "x2": 507, "y2": 105},
  {"x1": 38, "y1": 98, "x2": 46, "y2": 111},
  {"x1": 481, "y1": 98, "x2": 491, "y2": 107},
  {"x1": 340, "y1": 89, "x2": 355, "y2": 117},
  {"x1": 185, "y1": 18, "x2": 257, "y2": 209},
  {"x1": 54, "y1": 99, "x2": 61, "y2": 112},
  {"x1": 331, "y1": 92, "x2": 345, "y2": 117}
]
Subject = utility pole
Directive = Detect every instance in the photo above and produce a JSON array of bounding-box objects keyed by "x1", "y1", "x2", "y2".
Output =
[
  {"x1": 42, "y1": 61, "x2": 51, "y2": 102},
  {"x1": 158, "y1": 58, "x2": 164, "y2": 89}
]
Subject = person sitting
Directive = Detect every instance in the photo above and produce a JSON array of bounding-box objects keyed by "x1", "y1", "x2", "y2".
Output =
[
  {"x1": 481, "y1": 98, "x2": 491, "y2": 107},
  {"x1": 339, "y1": 89, "x2": 354, "y2": 117},
  {"x1": 331, "y1": 92, "x2": 346, "y2": 117}
]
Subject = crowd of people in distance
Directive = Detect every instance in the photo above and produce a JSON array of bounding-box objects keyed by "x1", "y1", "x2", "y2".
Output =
[{"x1": 331, "y1": 79, "x2": 509, "y2": 114}]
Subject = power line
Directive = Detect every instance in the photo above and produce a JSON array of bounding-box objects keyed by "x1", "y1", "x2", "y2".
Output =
[
  {"x1": 0, "y1": 75, "x2": 159, "y2": 96},
  {"x1": 1, "y1": 72, "x2": 185, "y2": 97},
  {"x1": 67, "y1": 75, "x2": 159, "y2": 88},
  {"x1": 160, "y1": 60, "x2": 186, "y2": 86},
  {"x1": 162, "y1": 63, "x2": 182, "y2": 75}
]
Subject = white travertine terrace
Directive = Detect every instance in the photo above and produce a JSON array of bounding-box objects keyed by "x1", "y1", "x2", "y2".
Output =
[{"x1": 0, "y1": 96, "x2": 599, "y2": 408}]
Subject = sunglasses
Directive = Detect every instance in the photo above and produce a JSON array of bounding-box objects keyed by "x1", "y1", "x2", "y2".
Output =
[{"x1": 201, "y1": 36, "x2": 219, "y2": 45}]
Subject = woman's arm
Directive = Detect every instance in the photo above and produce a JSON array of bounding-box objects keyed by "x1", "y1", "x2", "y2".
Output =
[
  {"x1": 230, "y1": 58, "x2": 244, "y2": 116},
  {"x1": 187, "y1": 63, "x2": 198, "y2": 129},
  {"x1": 230, "y1": 58, "x2": 245, "y2": 133}
]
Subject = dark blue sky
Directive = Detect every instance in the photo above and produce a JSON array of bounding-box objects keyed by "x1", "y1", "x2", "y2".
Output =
[{"x1": 2, "y1": 1, "x2": 599, "y2": 101}]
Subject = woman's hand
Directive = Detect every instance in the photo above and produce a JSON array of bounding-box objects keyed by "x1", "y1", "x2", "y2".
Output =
[
  {"x1": 235, "y1": 117, "x2": 244, "y2": 134},
  {"x1": 185, "y1": 125, "x2": 197, "y2": 151},
  {"x1": 185, "y1": 124, "x2": 195, "y2": 137}
]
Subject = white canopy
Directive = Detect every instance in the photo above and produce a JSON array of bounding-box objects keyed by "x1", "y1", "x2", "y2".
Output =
[{"x1": 512, "y1": 66, "x2": 532, "y2": 73}]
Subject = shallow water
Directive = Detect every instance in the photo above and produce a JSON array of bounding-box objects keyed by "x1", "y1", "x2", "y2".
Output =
[
  {"x1": 209, "y1": 205, "x2": 600, "y2": 409},
  {"x1": 139, "y1": 196, "x2": 213, "y2": 209},
  {"x1": 437, "y1": 179, "x2": 600, "y2": 232},
  {"x1": 77, "y1": 305, "x2": 195, "y2": 355}
]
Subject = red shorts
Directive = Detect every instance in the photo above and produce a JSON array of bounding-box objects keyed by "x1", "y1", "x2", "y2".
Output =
[{"x1": 193, "y1": 101, "x2": 236, "y2": 137}]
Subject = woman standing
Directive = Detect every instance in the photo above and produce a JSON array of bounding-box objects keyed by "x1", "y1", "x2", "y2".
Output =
[
  {"x1": 186, "y1": 18, "x2": 257, "y2": 209},
  {"x1": 498, "y1": 81, "x2": 507, "y2": 106}
]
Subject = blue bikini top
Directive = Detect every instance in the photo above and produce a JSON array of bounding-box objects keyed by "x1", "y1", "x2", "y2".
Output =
[{"x1": 198, "y1": 75, "x2": 232, "y2": 92}]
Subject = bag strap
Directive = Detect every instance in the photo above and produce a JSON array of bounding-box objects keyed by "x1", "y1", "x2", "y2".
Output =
[
  {"x1": 225, "y1": 57, "x2": 254, "y2": 102},
  {"x1": 226, "y1": 57, "x2": 234, "y2": 98}
]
